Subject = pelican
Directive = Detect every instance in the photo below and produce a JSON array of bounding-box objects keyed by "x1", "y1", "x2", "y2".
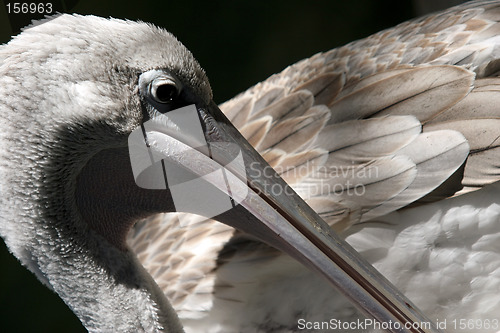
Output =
[{"x1": 2, "y1": 1, "x2": 500, "y2": 332}]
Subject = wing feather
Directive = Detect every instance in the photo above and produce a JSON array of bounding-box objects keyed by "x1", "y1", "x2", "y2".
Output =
[
  {"x1": 292, "y1": 72, "x2": 344, "y2": 106},
  {"x1": 127, "y1": 1, "x2": 500, "y2": 317},
  {"x1": 362, "y1": 130, "x2": 469, "y2": 221},
  {"x1": 316, "y1": 115, "x2": 421, "y2": 164},
  {"x1": 251, "y1": 90, "x2": 314, "y2": 122},
  {"x1": 256, "y1": 105, "x2": 330, "y2": 152},
  {"x1": 328, "y1": 66, "x2": 474, "y2": 123},
  {"x1": 427, "y1": 119, "x2": 500, "y2": 187},
  {"x1": 243, "y1": 116, "x2": 271, "y2": 148}
]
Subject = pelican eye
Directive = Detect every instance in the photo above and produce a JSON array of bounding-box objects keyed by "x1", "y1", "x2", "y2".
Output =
[{"x1": 150, "y1": 78, "x2": 179, "y2": 103}]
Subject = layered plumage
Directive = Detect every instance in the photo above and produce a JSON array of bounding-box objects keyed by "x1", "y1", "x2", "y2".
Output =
[{"x1": 127, "y1": 1, "x2": 500, "y2": 332}]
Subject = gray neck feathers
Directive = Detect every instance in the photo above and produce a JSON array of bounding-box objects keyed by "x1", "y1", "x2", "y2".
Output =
[
  {"x1": 0, "y1": 128, "x2": 183, "y2": 332},
  {"x1": 0, "y1": 14, "x2": 191, "y2": 331}
]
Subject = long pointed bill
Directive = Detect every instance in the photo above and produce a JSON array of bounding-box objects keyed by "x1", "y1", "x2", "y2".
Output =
[{"x1": 129, "y1": 103, "x2": 440, "y2": 333}]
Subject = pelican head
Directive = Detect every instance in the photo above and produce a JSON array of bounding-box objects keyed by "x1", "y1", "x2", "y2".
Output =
[{"x1": 0, "y1": 14, "x2": 427, "y2": 332}]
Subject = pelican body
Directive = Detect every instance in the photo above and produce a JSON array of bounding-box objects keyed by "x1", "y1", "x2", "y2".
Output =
[{"x1": 2, "y1": 1, "x2": 500, "y2": 332}]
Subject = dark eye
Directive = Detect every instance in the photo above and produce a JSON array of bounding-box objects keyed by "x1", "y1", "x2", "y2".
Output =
[{"x1": 150, "y1": 78, "x2": 179, "y2": 103}]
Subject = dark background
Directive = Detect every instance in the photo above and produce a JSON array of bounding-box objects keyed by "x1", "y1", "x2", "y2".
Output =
[{"x1": 0, "y1": 0, "x2": 463, "y2": 331}]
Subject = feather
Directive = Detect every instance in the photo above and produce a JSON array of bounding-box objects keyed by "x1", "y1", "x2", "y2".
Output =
[
  {"x1": 250, "y1": 90, "x2": 314, "y2": 122},
  {"x1": 328, "y1": 65, "x2": 474, "y2": 123},
  {"x1": 427, "y1": 78, "x2": 500, "y2": 123},
  {"x1": 223, "y1": 96, "x2": 253, "y2": 128},
  {"x1": 276, "y1": 149, "x2": 327, "y2": 185},
  {"x1": 295, "y1": 156, "x2": 417, "y2": 218},
  {"x1": 315, "y1": 115, "x2": 421, "y2": 164},
  {"x1": 256, "y1": 106, "x2": 329, "y2": 152},
  {"x1": 242, "y1": 116, "x2": 271, "y2": 148},
  {"x1": 362, "y1": 130, "x2": 469, "y2": 221},
  {"x1": 426, "y1": 119, "x2": 500, "y2": 188},
  {"x1": 303, "y1": 197, "x2": 354, "y2": 230},
  {"x1": 292, "y1": 73, "x2": 344, "y2": 106},
  {"x1": 252, "y1": 87, "x2": 285, "y2": 113},
  {"x1": 464, "y1": 149, "x2": 500, "y2": 187}
]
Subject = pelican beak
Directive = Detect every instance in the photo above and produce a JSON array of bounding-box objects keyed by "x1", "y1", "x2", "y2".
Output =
[{"x1": 128, "y1": 102, "x2": 437, "y2": 333}]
